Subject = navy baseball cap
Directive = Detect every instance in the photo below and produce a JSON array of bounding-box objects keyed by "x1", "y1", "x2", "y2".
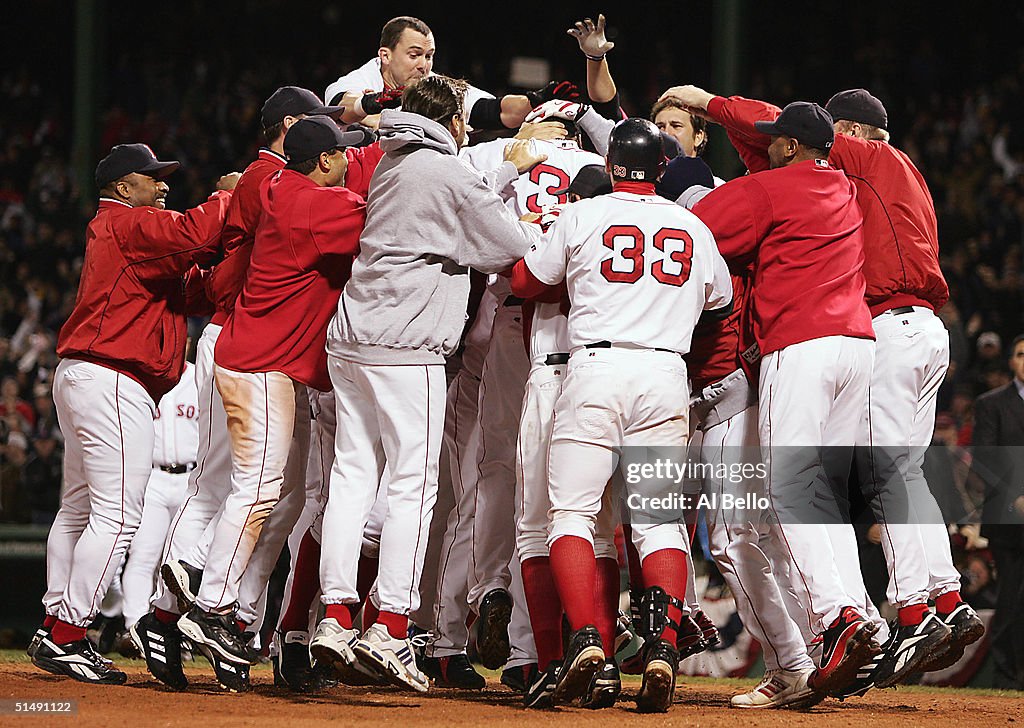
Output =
[
  {"x1": 825, "y1": 88, "x2": 888, "y2": 130},
  {"x1": 95, "y1": 143, "x2": 179, "y2": 187},
  {"x1": 261, "y1": 86, "x2": 345, "y2": 128},
  {"x1": 552, "y1": 164, "x2": 612, "y2": 199},
  {"x1": 754, "y1": 102, "x2": 835, "y2": 151},
  {"x1": 284, "y1": 116, "x2": 366, "y2": 165}
]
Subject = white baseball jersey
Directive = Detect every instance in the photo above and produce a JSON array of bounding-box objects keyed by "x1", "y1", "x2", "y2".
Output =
[
  {"x1": 325, "y1": 57, "x2": 494, "y2": 117},
  {"x1": 526, "y1": 190, "x2": 732, "y2": 353},
  {"x1": 152, "y1": 363, "x2": 199, "y2": 467}
]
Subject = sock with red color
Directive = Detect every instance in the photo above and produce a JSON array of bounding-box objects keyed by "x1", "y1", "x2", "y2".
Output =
[
  {"x1": 640, "y1": 548, "x2": 688, "y2": 644},
  {"x1": 549, "y1": 535, "x2": 597, "y2": 632},
  {"x1": 43, "y1": 614, "x2": 57, "y2": 629},
  {"x1": 154, "y1": 608, "x2": 179, "y2": 625},
  {"x1": 50, "y1": 619, "x2": 87, "y2": 645},
  {"x1": 521, "y1": 556, "x2": 564, "y2": 668},
  {"x1": 349, "y1": 553, "x2": 380, "y2": 622},
  {"x1": 325, "y1": 604, "x2": 353, "y2": 629},
  {"x1": 622, "y1": 524, "x2": 643, "y2": 591},
  {"x1": 362, "y1": 598, "x2": 380, "y2": 628},
  {"x1": 594, "y1": 557, "x2": 620, "y2": 653},
  {"x1": 898, "y1": 603, "x2": 930, "y2": 627},
  {"x1": 934, "y1": 591, "x2": 964, "y2": 616},
  {"x1": 378, "y1": 610, "x2": 408, "y2": 640},
  {"x1": 279, "y1": 529, "x2": 322, "y2": 633}
]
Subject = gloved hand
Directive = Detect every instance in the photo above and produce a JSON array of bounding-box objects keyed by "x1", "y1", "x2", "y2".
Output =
[
  {"x1": 525, "y1": 99, "x2": 591, "y2": 124},
  {"x1": 360, "y1": 86, "x2": 405, "y2": 116},
  {"x1": 568, "y1": 14, "x2": 615, "y2": 60},
  {"x1": 526, "y1": 80, "x2": 581, "y2": 108},
  {"x1": 655, "y1": 156, "x2": 715, "y2": 201}
]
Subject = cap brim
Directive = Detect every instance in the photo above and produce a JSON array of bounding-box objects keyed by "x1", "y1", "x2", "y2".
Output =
[
  {"x1": 307, "y1": 104, "x2": 346, "y2": 118},
  {"x1": 137, "y1": 160, "x2": 180, "y2": 179},
  {"x1": 334, "y1": 130, "x2": 368, "y2": 149},
  {"x1": 551, "y1": 185, "x2": 572, "y2": 197},
  {"x1": 753, "y1": 120, "x2": 784, "y2": 136}
]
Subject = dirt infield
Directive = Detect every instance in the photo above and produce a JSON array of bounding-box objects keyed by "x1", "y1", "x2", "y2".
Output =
[{"x1": 1, "y1": 660, "x2": 1020, "y2": 727}]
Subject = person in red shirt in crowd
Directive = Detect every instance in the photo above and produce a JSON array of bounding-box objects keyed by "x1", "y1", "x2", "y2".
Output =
[
  {"x1": 174, "y1": 117, "x2": 367, "y2": 691},
  {"x1": 30, "y1": 143, "x2": 235, "y2": 685},
  {"x1": 657, "y1": 94, "x2": 883, "y2": 697},
  {"x1": 663, "y1": 84, "x2": 980, "y2": 696}
]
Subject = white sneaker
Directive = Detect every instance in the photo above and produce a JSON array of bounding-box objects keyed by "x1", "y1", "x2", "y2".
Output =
[
  {"x1": 355, "y1": 623, "x2": 430, "y2": 693},
  {"x1": 309, "y1": 618, "x2": 382, "y2": 686},
  {"x1": 730, "y1": 668, "x2": 820, "y2": 709}
]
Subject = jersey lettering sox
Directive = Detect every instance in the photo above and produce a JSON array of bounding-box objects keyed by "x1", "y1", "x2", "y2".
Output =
[
  {"x1": 152, "y1": 363, "x2": 200, "y2": 467},
  {"x1": 525, "y1": 191, "x2": 732, "y2": 353}
]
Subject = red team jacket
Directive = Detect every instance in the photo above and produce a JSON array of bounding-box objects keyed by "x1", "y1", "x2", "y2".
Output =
[
  {"x1": 705, "y1": 95, "x2": 948, "y2": 316},
  {"x1": 213, "y1": 169, "x2": 366, "y2": 392},
  {"x1": 57, "y1": 193, "x2": 232, "y2": 400},
  {"x1": 208, "y1": 144, "x2": 384, "y2": 325},
  {"x1": 692, "y1": 152, "x2": 874, "y2": 357}
]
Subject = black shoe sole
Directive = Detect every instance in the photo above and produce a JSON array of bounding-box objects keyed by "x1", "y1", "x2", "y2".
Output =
[
  {"x1": 477, "y1": 595, "x2": 513, "y2": 671},
  {"x1": 921, "y1": 616, "x2": 986, "y2": 672},
  {"x1": 552, "y1": 645, "x2": 604, "y2": 704},
  {"x1": 636, "y1": 660, "x2": 674, "y2": 713},
  {"x1": 811, "y1": 622, "x2": 881, "y2": 695},
  {"x1": 582, "y1": 682, "x2": 621, "y2": 709},
  {"x1": 875, "y1": 626, "x2": 951, "y2": 688}
]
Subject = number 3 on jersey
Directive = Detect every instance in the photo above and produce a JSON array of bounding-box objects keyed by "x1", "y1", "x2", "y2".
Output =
[
  {"x1": 526, "y1": 164, "x2": 572, "y2": 213},
  {"x1": 600, "y1": 225, "x2": 693, "y2": 286}
]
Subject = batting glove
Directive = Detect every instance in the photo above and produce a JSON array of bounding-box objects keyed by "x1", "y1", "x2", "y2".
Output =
[
  {"x1": 526, "y1": 80, "x2": 581, "y2": 108},
  {"x1": 568, "y1": 14, "x2": 615, "y2": 60},
  {"x1": 525, "y1": 99, "x2": 591, "y2": 124},
  {"x1": 359, "y1": 86, "x2": 405, "y2": 116}
]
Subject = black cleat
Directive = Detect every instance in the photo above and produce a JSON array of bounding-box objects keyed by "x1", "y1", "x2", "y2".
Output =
[
  {"x1": 500, "y1": 662, "x2": 534, "y2": 694},
  {"x1": 272, "y1": 630, "x2": 318, "y2": 693},
  {"x1": 161, "y1": 560, "x2": 203, "y2": 613},
  {"x1": 32, "y1": 637, "x2": 127, "y2": 685},
  {"x1": 636, "y1": 639, "x2": 677, "y2": 713},
  {"x1": 419, "y1": 653, "x2": 486, "y2": 689},
  {"x1": 195, "y1": 642, "x2": 251, "y2": 692},
  {"x1": 676, "y1": 614, "x2": 709, "y2": 660},
  {"x1": 476, "y1": 589, "x2": 513, "y2": 670},
  {"x1": 919, "y1": 603, "x2": 985, "y2": 672},
  {"x1": 581, "y1": 659, "x2": 620, "y2": 709},
  {"x1": 177, "y1": 606, "x2": 251, "y2": 666},
  {"x1": 131, "y1": 612, "x2": 188, "y2": 691},
  {"x1": 692, "y1": 609, "x2": 721, "y2": 649},
  {"x1": 523, "y1": 661, "x2": 559, "y2": 709},
  {"x1": 808, "y1": 607, "x2": 881, "y2": 695},
  {"x1": 872, "y1": 614, "x2": 951, "y2": 688},
  {"x1": 552, "y1": 625, "x2": 605, "y2": 704},
  {"x1": 27, "y1": 625, "x2": 48, "y2": 660}
]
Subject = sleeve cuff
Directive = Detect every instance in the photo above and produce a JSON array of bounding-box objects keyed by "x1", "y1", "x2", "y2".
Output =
[{"x1": 707, "y1": 95, "x2": 728, "y2": 122}]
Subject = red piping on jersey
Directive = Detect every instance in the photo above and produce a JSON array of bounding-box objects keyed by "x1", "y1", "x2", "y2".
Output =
[{"x1": 612, "y1": 181, "x2": 656, "y2": 195}]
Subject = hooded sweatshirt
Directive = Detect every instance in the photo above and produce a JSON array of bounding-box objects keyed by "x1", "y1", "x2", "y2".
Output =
[{"x1": 327, "y1": 110, "x2": 540, "y2": 365}]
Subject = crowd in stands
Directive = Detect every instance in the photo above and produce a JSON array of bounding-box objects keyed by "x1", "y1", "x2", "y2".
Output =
[{"x1": 0, "y1": 41, "x2": 1021, "y2": 620}]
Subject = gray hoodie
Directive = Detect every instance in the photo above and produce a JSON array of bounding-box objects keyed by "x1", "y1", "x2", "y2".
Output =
[{"x1": 327, "y1": 110, "x2": 540, "y2": 365}]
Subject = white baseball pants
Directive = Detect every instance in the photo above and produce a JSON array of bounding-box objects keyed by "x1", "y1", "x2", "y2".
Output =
[
  {"x1": 121, "y1": 468, "x2": 190, "y2": 627},
  {"x1": 45, "y1": 359, "x2": 155, "y2": 626},
  {"x1": 193, "y1": 366, "x2": 308, "y2": 613},
  {"x1": 319, "y1": 356, "x2": 445, "y2": 616},
  {"x1": 858, "y1": 307, "x2": 961, "y2": 607},
  {"x1": 759, "y1": 335, "x2": 874, "y2": 634}
]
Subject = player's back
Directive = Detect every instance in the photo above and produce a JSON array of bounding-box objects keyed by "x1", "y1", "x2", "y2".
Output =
[
  {"x1": 461, "y1": 139, "x2": 603, "y2": 217},
  {"x1": 553, "y1": 190, "x2": 730, "y2": 354}
]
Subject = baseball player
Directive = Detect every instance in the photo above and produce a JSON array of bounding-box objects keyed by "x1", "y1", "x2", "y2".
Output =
[
  {"x1": 174, "y1": 117, "x2": 367, "y2": 687},
  {"x1": 512, "y1": 118, "x2": 732, "y2": 712},
  {"x1": 133, "y1": 87, "x2": 352, "y2": 693},
  {"x1": 120, "y1": 362, "x2": 200, "y2": 631},
  {"x1": 309, "y1": 75, "x2": 544, "y2": 693},
  {"x1": 325, "y1": 16, "x2": 576, "y2": 131},
  {"x1": 32, "y1": 144, "x2": 233, "y2": 685},
  {"x1": 660, "y1": 89, "x2": 884, "y2": 695}
]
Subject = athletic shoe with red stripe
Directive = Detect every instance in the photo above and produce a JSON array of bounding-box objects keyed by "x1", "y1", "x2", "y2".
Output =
[
  {"x1": 808, "y1": 607, "x2": 882, "y2": 695},
  {"x1": 731, "y1": 668, "x2": 821, "y2": 709}
]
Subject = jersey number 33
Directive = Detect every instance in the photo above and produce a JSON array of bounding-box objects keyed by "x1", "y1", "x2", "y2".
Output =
[{"x1": 600, "y1": 225, "x2": 693, "y2": 287}]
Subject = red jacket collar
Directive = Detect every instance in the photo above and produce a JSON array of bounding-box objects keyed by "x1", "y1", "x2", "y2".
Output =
[
  {"x1": 97, "y1": 197, "x2": 133, "y2": 210},
  {"x1": 612, "y1": 181, "x2": 656, "y2": 195}
]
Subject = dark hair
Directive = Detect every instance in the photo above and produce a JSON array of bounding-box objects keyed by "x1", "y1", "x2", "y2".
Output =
[
  {"x1": 380, "y1": 16, "x2": 432, "y2": 49},
  {"x1": 650, "y1": 98, "x2": 709, "y2": 156},
  {"x1": 285, "y1": 157, "x2": 318, "y2": 175},
  {"x1": 263, "y1": 120, "x2": 285, "y2": 146},
  {"x1": 803, "y1": 145, "x2": 831, "y2": 159},
  {"x1": 1012, "y1": 334, "x2": 1024, "y2": 350},
  {"x1": 401, "y1": 75, "x2": 466, "y2": 126}
]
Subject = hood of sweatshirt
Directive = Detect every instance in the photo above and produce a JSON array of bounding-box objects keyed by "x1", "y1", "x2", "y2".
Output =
[{"x1": 378, "y1": 109, "x2": 459, "y2": 157}]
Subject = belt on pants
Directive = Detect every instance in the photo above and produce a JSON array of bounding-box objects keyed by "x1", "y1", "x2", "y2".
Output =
[
  {"x1": 544, "y1": 353, "x2": 569, "y2": 366},
  {"x1": 882, "y1": 306, "x2": 915, "y2": 315},
  {"x1": 584, "y1": 341, "x2": 682, "y2": 356},
  {"x1": 158, "y1": 463, "x2": 196, "y2": 475},
  {"x1": 503, "y1": 295, "x2": 524, "y2": 307}
]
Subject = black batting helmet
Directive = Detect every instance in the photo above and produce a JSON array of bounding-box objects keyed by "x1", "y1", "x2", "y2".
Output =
[{"x1": 607, "y1": 117, "x2": 665, "y2": 183}]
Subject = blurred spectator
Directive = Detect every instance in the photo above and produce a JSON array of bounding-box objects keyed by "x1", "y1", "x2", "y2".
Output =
[
  {"x1": 0, "y1": 430, "x2": 28, "y2": 522},
  {"x1": 22, "y1": 433, "x2": 61, "y2": 525}
]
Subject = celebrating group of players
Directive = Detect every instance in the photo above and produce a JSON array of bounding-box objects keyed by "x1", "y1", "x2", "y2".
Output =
[{"x1": 29, "y1": 12, "x2": 985, "y2": 714}]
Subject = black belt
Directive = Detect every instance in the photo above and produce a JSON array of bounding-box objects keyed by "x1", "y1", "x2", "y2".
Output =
[
  {"x1": 503, "y1": 295, "x2": 524, "y2": 307},
  {"x1": 584, "y1": 341, "x2": 681, "y2": 356},
  {"x1": 159, "y1": 463, "x2": 196, "y2": 474},
  {"x1": 544, "y1": 353, "x2": 569, "y2": 366},
  {"x1": 886, "y1": 306, "x2": 915, "y2": 315}
]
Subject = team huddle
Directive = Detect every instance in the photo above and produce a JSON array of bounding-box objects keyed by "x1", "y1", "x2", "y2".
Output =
[{"x1": 30, "y1": 13, "x2": 985, "y2": 714}]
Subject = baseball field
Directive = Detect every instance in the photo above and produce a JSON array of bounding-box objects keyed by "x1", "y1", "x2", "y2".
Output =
[{"x1": 1, "y1": 652, "x2": 1020, "y2": 727}]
